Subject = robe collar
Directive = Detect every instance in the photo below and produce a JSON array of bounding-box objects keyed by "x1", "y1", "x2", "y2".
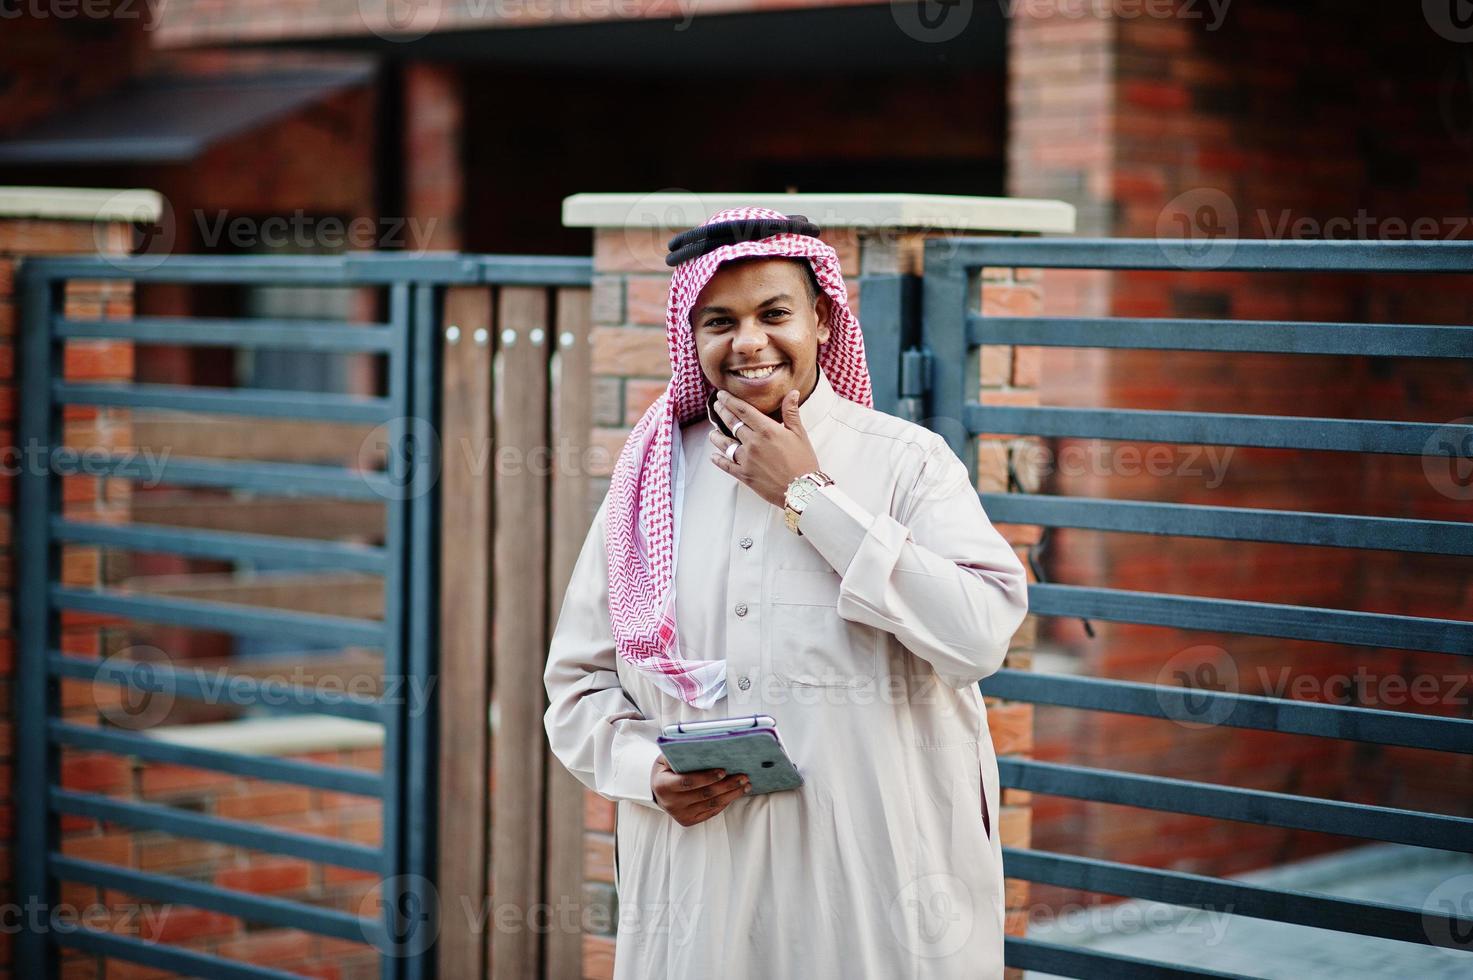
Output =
[{"x1": 795, "y1": 361, "x2": 838, "y2": 433}]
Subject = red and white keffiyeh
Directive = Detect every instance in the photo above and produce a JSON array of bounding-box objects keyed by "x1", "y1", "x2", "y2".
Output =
[{"x1": 604, "y1": 206, "x2": 875, "y2": 707}]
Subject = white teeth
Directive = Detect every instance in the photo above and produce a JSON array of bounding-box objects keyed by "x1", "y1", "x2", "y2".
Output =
[{"x1": 732, "y1": 365, "x2": 780, "y2": 379}]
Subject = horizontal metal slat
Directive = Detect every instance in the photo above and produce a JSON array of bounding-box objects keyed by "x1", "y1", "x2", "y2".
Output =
[
  {"x1": 970, "y1": 314, "x2": 1473, "y2": 358},
  {"x1": 50, "y1": 586, "x2": 386, "y2": 647},
  {"x1": 1000, "y1": 759, "x2": 1473, "y2": 852},
  {"x1": 55, "y1": 316, "x2": 396, "y2": 351},
  {"x1": 477, "y1": 255, "x2": 595, "y2": 286},
  {"x1": 52, "y1": 854, "x2": 373, "y2": 942},
  {"x1": 937, "y1": 237, "x2": 1473, "y2": 273},
  {"x1": 50, "y1": 788, "x2": 382, "y2": 871},
  {"x1": 967, "y1": 404, "x2": 1460, "y2": 456},
  {"x1": 53, "y1": 380, "x2": 393, "y2": 423},
  {"x1": 1028, "y1": 584, "x2": 1473, "y2": 655},
  {"x1": 977, "y1": 669, "x2": 1473, "y2": 754},
  {"x1": 980, "y1": 494, "x2": 1473, "y2": 556},
  {"x1": 52, "y1": 924, "x2": 313, "y2": 980},
  {"x1": 24, "y1": 252, "x2": 483, "y2": 284},
  {"x1": 49, "y1": 721, "x2": 382, "y2": 796},
  {"x1": 1004, "y1": 937, "x2": 1253, "y2": 980},
  {"x1": 1002, "y1": 848, "x2": 1468, "y2": 948},
  {"x1": 51, "y1": 452, "x2": 393, "y2": 499},
  {"x1": 51, "y1": 518, "x2": 388, "y2": 572},
  {"x1": 48, "y1": 653, "x2": 387, "y2": 724},
  {"x1": 28, "y1": 252, "x2": 592, "y2": 285}
]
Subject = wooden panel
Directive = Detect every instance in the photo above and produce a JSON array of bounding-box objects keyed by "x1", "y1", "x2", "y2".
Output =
[
  {"x1": 436, "y1": 287, "x2": 495, "y2": 980},
  {"x1": 542, "y1": 287, "x2": 594, "y2": 980},
  {"x1": 491, "y1": 287, "x2": 551, "y2": 979}
]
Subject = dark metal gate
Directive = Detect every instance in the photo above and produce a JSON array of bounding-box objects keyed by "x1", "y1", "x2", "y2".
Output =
[
  {"x1": 913, "y1": 237, "x2": 1473, "y2": 978},
  {"x1": 14, "y1": 252, "x2": 589, "y2": 979}
]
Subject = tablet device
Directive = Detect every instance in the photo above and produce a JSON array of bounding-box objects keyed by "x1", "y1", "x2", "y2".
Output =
[{"x1": 656, "y1": 714, "x2": 802, "y2": 795}]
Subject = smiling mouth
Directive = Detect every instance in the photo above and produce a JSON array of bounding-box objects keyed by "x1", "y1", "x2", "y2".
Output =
[{"x1": 728, "y1": 363, "x2": 785, "y2": 381}]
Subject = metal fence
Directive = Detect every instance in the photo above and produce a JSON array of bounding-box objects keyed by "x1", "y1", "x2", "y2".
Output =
[
  {"x1": 15, "y1": 252, "x2": 591, "y2": 980},
  {"x1": 920, "y1": 237, "x2": 1473, "y2": 978}
]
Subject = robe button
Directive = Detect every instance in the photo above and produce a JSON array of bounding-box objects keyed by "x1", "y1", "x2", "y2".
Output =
[
  {"x1": 735, "y1": 602, "x2": 748, "y2": 617},
  {"x1": 739, "y1": 536, "x2": 753, "y2": 549},
  {"x1": 737, "y1": 675, "x2": 752, "y2": 691}
]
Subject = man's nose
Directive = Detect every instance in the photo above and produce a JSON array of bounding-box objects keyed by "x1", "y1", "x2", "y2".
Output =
[{"x1": 731, "y1": 318, "x2": 769, "y2": 354}]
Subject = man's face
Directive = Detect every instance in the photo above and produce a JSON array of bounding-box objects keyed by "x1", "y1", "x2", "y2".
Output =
[{"x1": 690, "y1": 258, "x2": 832, "y2": 418}]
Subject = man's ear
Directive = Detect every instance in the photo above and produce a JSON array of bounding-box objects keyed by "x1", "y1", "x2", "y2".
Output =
[{"x1": 814, "y1": 292, "x2": 833, "y2": 345}]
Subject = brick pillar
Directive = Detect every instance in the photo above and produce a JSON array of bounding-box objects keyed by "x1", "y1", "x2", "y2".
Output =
[
  {"x1": 561, "y1": 192, "x2": 1073, "y2": 978},
  {"x1": 2, "y1": 187, "x2": 152, "y2": 980},
  {"x1": 403, "y1": 63, "x2": 463, "y2": 252}
]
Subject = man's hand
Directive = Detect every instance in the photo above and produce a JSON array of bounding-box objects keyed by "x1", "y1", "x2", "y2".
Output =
[
  {"x1": 651, "y1": 755, "x2": 750, "y2": 826},
  {"x1": 708, "y1": 388, "x2": 821, "y2": 508}
]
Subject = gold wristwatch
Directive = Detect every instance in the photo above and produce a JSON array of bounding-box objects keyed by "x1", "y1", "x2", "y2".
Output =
[{"x1": 784, "y1": 470, "x2": 834, "y2": 535}]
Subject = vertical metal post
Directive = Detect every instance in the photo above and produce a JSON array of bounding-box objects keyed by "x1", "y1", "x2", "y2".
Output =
[
  {"x1": 920, "y1": 240, "x2": 976, "y2": 486},
  {"x1": 380, "y1": 281, "x2": 411, "y2": 980},
  {"x1": 405, "y1": 283, "x2": 441, "y2": 980},
  {"x1": 16, "y1": 265, "x2": 61, "y2": 978},
  {"x1": 855, "y1": 273, "x2": 916, "y2": 419}
]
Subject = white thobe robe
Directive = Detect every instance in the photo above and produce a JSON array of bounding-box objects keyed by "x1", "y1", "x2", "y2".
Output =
[{"x1": 544, "y1": 366, "x2": 1030, "y2": 979}]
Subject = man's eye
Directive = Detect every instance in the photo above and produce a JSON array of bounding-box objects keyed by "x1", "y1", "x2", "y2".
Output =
[{"x1": 765, "y1": 309, "x2": 790, "y2": 318}]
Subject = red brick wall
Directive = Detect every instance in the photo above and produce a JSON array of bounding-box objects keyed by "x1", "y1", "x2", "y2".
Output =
[
  {"x1": 2, "y1": 212, "x2": 123, "y2": 972},
  {"x1": 1009, "y1": 0, "x2": 1473, "y2": 911},
  {"x1": 0, "y1": 213, "x2": 134, "y2": 978}
]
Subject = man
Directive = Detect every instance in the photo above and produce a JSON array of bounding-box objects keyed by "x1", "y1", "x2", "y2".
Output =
[{"x1": 544, "y1": 207, "x2": 1029, "y2": 978}]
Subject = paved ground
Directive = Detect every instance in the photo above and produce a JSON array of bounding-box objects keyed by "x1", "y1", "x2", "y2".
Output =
[{"x1": 1023, "y1": 843, "x2": 1473, "y2": 979}]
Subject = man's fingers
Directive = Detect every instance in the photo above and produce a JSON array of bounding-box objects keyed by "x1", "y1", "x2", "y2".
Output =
[
  {"x1": 781, "y1": 388, "x2": 804, "y2": 430},
  {"x1": 674, "y1": 768, "x2": 727, "y2": 791},
  {"x1": 707, "y1": 429, "x2": 737, "y2": 455},
  {"x1": 680, "y1": 781, "x2": 750, "y2": 824},
  {"x1": 687, "y1": 772, "x2": 748, "y2": 800},
  {"x1": 717, "y1": 391, "x2": 774, "y2": 434},
  {"x1": 711, "y1": 398, "x2": 737, "y2": 429}
]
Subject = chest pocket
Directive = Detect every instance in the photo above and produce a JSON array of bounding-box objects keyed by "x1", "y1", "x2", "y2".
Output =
[{"x1": 767, "y1": 567, "x2": 882, "y2": 687}]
